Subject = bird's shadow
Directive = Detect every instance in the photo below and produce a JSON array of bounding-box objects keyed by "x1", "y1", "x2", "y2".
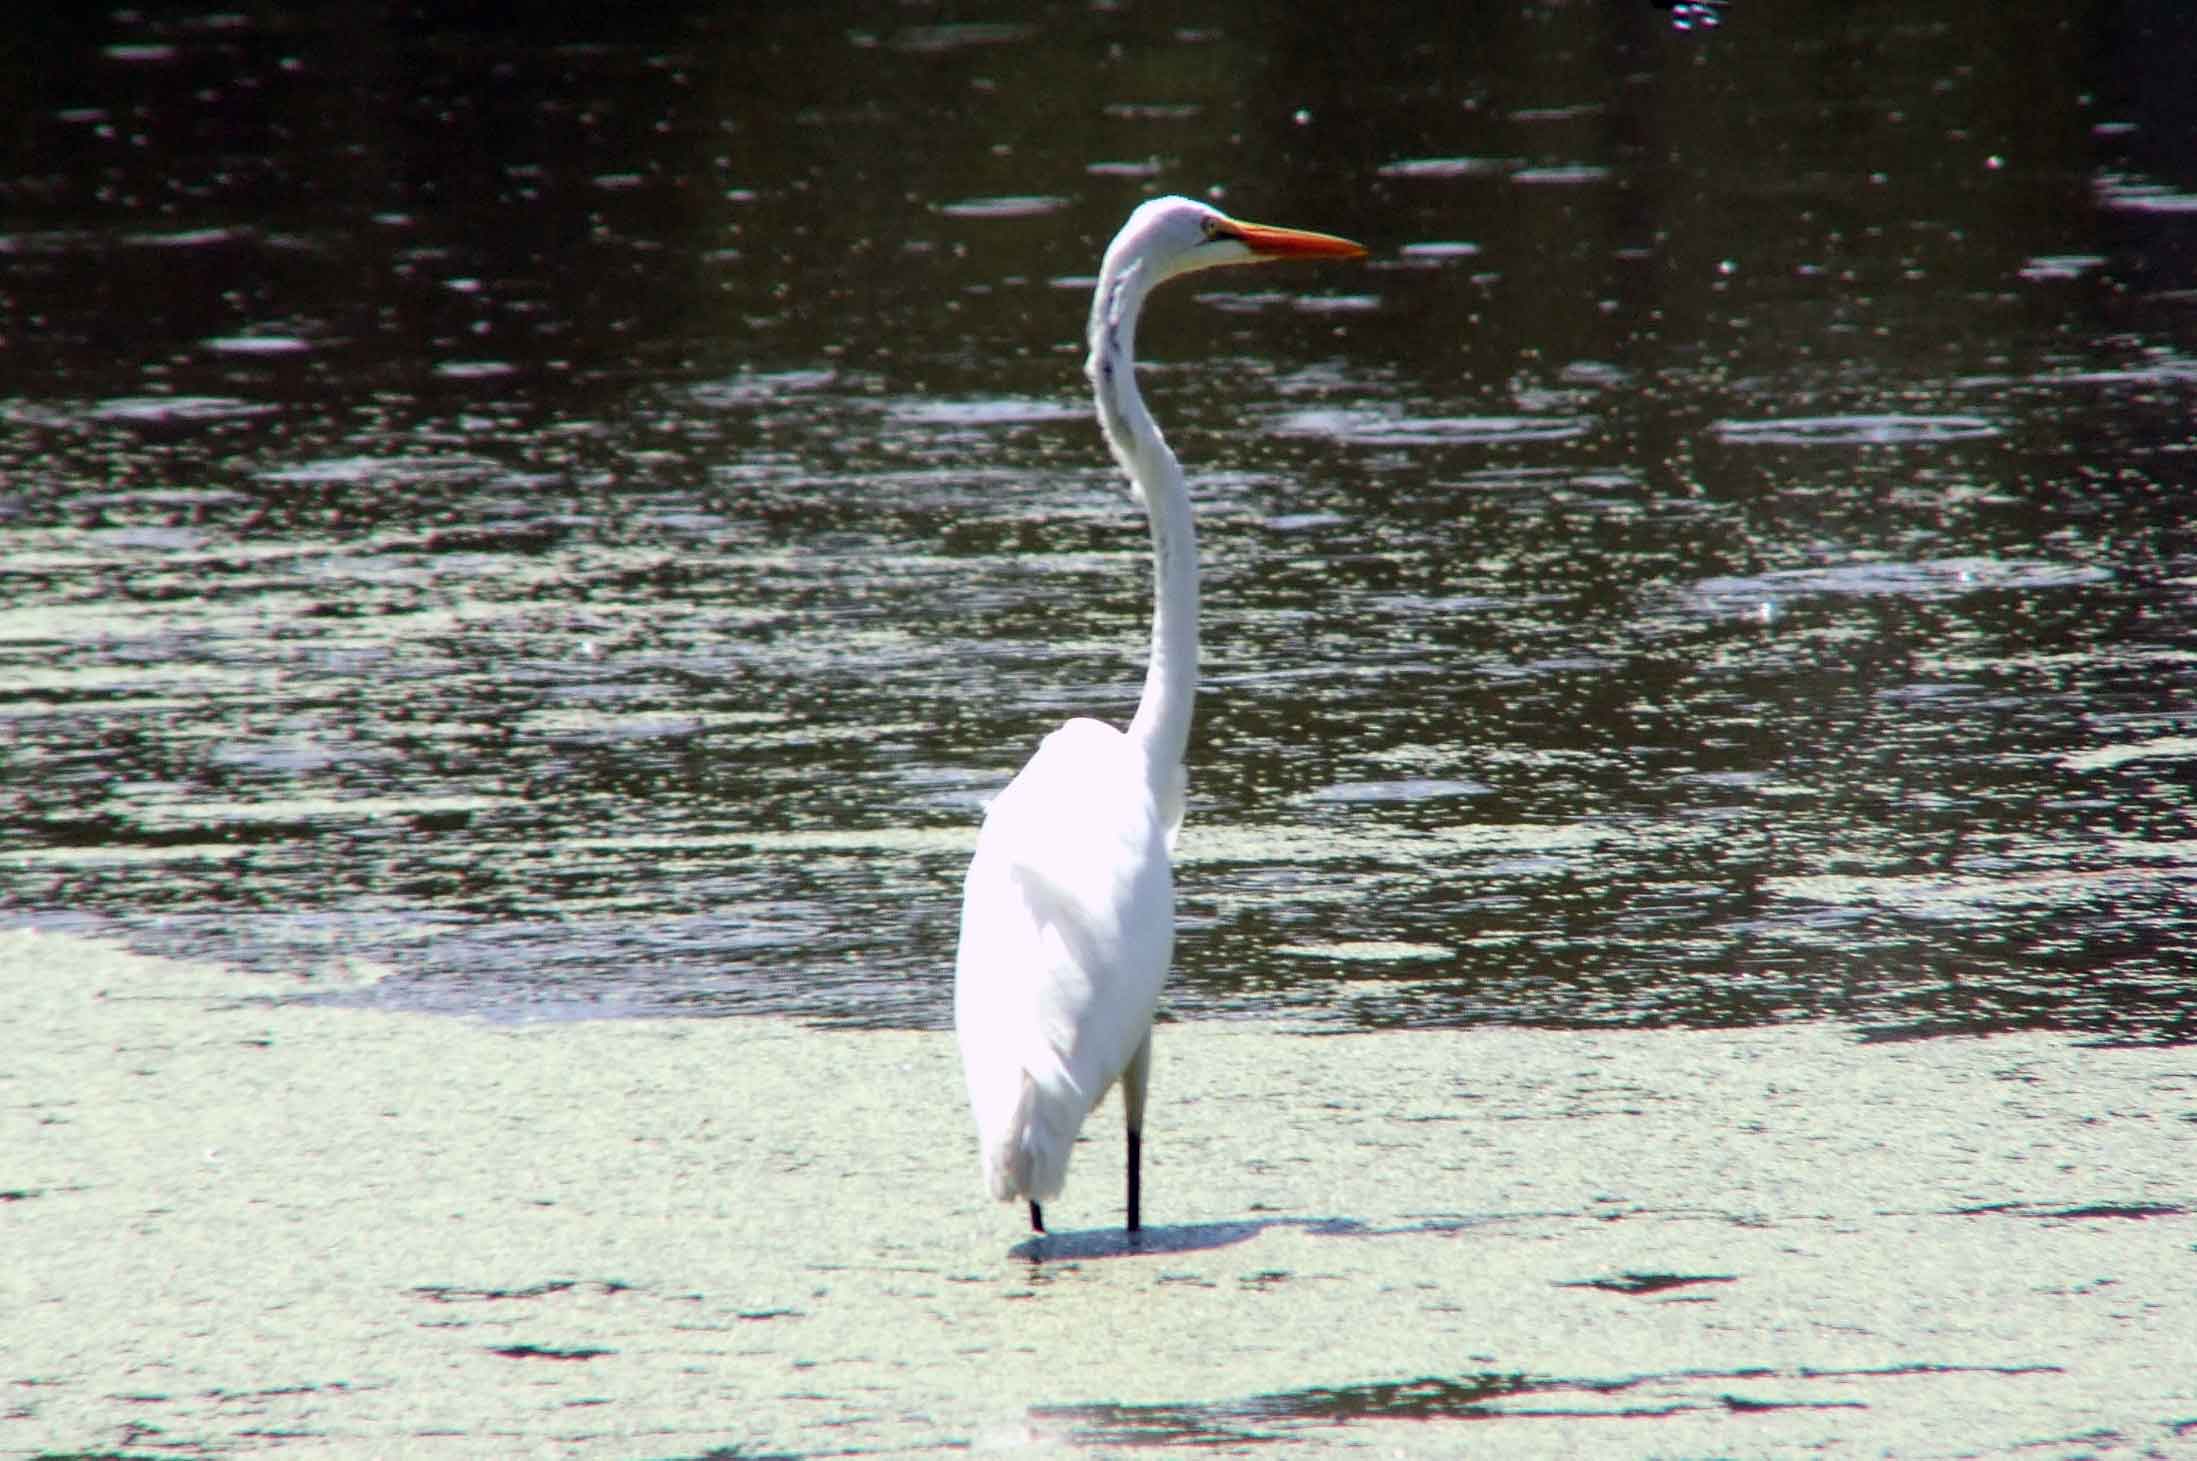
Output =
[{"x1": 1008, "y1": 1215, "x2": 1367, "y2": 1263}]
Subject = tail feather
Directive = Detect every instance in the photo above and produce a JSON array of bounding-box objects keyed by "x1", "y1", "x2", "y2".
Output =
[{"x1": 981, "y1": 1069, "x2": 1085, "y2": 1204}]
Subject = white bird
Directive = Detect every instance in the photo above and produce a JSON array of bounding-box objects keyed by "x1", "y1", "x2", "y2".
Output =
[{"x1": 954, "y1": 196, "x2": 1365, "y2": 1235}]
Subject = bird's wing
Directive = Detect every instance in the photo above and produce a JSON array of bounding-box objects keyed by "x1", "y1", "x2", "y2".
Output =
[{"x1": 955, "y1": 718, "x2": 1174, "y2": 1104}]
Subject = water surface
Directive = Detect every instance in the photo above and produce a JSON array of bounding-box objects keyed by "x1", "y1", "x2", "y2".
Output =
[{"x1": 3, "y1": 2, "x2": 2193, "y2": 1040}]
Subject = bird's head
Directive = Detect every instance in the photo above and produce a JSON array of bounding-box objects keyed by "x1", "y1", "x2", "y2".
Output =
[{"x1": 1106, "y1": 196, "x2": 1366, "y2": 287}]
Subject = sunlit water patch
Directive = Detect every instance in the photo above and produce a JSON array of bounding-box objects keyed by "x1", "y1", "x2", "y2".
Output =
[
  {"x1": 1687, "y1": 556, "x2": 2111, "y2": 613},
  {"x1": 1396, "y1": 241, "x2": 1481, "y2": 265},
  {"x1": 1085, "y1": 159, "x2": 1164, "y2": 179},
  {"x1": 2017, "y1": 255, "x2": 2107, "y2": 283},
  {"x1": 884, "y1": 22, "x2": 1036, "y2": 53},
  {"x1": 1711, "y1": 415, "x2": 2001, "y2": 445},
  {"x1": 258, "y1": 454, "x2": 513, "y2": 487},
  {"x1": 18, "y1": 395, "x2": 281, "y2": 427},
  {"x1": 1376, "y1": 156, "x2": 1520, "y2": 180},
  {"x1": 885, "y1": 397, "x2": 1084, "y2": 427},
  {"x1": 2063, "y1": 735, "x2": 2197, "y2": 773},
  {"x1": 688, "y1": 369, "x2": 843, "y2": 408},
  {"x1": 2094, "y1": 171, "x2": 2197, "y2": 214},
  {"x1": 1512, "y1": 164, "x2": 1612, "y2": 186},
  {"x1": 935, "y1": 195, "x2": 1071, "y2": 220},
  {"x1": 1305, "y1": 778, "x2": 1493, "y2": 804},
  {"x1": 1272, "y1": 408, "x2": 1588, "y2": 444},
  {"x1": 1770, "y1": 861, "x2": 2190, "y2": 925}
]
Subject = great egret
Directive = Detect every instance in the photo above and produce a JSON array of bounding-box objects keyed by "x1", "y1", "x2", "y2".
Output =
[{"x1": 954, "y1": 197, "x2": 1365, "y2": 1235}]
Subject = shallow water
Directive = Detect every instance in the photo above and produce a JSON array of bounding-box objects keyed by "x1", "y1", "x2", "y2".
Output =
[
  {"x1": 13, "y1": 940, "x2": 2193, "y2": 1458},
  {"x1": 3, "y1": 2, "x2": 2194, "y2": 1039}
]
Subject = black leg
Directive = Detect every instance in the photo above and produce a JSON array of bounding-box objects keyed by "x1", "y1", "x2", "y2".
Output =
[
  {"x1": 1126, "y1": 1127, "x2": 1142, "y2": 1232},
  {"x1": 1122, "y1": 1033, "x2": 1151, "y2": 1235},
  {"x1": 1029, "y1": 1200, "x2": 1045, "y2": 1234}
]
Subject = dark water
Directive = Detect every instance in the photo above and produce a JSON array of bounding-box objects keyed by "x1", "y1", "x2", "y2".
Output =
[{"x1": 3, "y1": 2, "x2": 2193, "y2": 1039}]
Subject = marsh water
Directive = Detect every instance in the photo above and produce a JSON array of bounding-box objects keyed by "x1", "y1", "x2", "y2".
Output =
[{"x1": 3, "y1": 2, "x2": 2193, "y2": 1041}]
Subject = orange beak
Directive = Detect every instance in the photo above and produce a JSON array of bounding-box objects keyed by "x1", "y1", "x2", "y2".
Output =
[{"x1": 1221, "y1": 217, "x2": 1368, "y2": 261}]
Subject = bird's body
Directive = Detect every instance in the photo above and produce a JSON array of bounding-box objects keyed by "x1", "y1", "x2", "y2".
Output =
[
  {"x1": 954, "y1": 196, "x2": 1364, "y2": 1235},
  {"x1": 954, "y1": 718, "x2": 1171, "y2": 1217}
]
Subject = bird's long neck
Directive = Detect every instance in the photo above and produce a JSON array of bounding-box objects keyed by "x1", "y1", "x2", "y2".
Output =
[{"x1": 1088, "y1": 261, "x2": 1199, "y2": 788}]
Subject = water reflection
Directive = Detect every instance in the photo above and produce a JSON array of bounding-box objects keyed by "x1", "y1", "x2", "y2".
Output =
[{"x1": 1, "y1": 2, "x2": 2192, "y2": 1040}]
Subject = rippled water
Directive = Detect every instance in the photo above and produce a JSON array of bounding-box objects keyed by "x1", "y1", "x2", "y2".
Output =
[{"x1": 3, "y1": 3, "x2": 2193, "y2": 1039}]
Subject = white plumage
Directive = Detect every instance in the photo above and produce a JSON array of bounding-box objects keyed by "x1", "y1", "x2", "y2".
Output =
[
  {"x1": 953, "y1": 197, "x2": 1364, "y2": 1234},
  {"x1": 955, "y1": 719, "x2": 1171, "y2": 1207}
]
